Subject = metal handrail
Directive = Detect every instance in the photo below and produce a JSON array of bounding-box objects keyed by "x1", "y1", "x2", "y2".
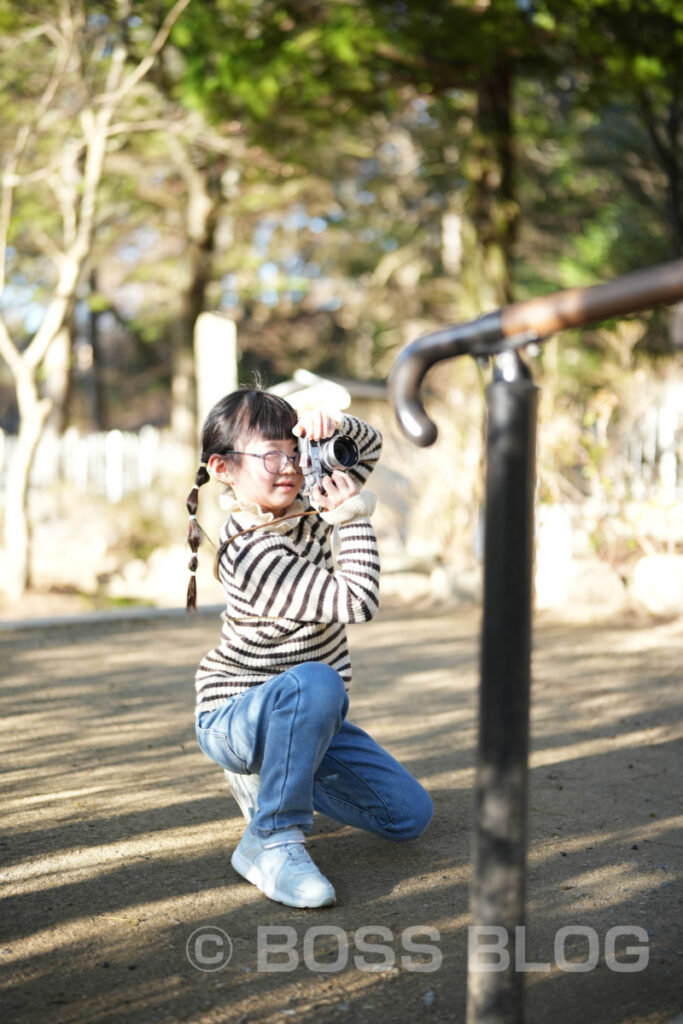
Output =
[
  {"x1": 389, "y1": 258, "x2": 683, "y2": 446},
  {"x1": 388, "y1": 256, "x2": 683, "y2": 1024}
]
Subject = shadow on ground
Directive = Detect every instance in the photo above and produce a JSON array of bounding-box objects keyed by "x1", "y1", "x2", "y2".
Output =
[{"x1": 0, "y1": 606, "x2": 681, "y2": 1023}]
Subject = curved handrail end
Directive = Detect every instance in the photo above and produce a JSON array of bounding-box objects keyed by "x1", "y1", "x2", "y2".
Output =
[{"x1": 388, "y1": 313, "x2": 504, "y2": 447}]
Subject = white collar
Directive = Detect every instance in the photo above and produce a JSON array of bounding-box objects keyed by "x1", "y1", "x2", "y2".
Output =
[{"x1": 219, "y1": 494, "x2": 307, "y2": 533}]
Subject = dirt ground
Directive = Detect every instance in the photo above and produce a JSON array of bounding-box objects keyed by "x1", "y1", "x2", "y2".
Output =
[{"x1": 0, "y1": 602, "x2": 681, "y2": 1024}]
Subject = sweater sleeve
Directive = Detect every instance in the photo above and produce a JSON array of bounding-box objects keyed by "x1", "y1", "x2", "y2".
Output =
[
  {"x1": 219, "y1": 519, "x2": 380, "y2": 624},
  {"x1": 335, "y1": 414, "x2": 382, "y2": 490}
]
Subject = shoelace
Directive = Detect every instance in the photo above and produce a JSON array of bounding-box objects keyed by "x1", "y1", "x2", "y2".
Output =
[
  {"x1": 264, "y1": 836, "x2": 311, "y2": 864},
  {"x1": 283, "y1": 843, "x2": 311, "y2": 864}
]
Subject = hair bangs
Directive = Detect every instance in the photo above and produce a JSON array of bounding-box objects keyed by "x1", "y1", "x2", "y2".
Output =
[{"x1": 237, "y1": 391, "x2": 298, "y2": 441}]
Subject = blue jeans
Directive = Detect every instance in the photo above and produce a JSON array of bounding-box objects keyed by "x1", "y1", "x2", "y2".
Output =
[{"x1": 195, "y1": 661, "x2": 433, "y2": 840}]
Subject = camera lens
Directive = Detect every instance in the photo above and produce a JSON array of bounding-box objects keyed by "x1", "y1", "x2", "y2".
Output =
[{"x1": 320, "y1": 436, "x2": 360, "y2": 472}]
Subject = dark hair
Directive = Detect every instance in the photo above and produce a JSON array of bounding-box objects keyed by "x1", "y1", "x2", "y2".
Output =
[{"x1": 185, "y1": 388, "x2": 298, "y2": 611}]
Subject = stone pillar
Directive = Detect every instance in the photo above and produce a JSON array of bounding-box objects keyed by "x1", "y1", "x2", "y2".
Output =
[{"x1": 194, "y1": 313, "x2": 238, "y2": 428}]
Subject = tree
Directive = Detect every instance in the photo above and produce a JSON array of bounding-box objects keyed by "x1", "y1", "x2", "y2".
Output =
[
  {"x1": 169, "y1": 0, "x2": 537, "y2": 307},
  {"x1": 0, "y1": 0, "x2": 190, "y2": 597},
  {"x1": 536, "y1": 0, "x2": 682, "y2": 258}
]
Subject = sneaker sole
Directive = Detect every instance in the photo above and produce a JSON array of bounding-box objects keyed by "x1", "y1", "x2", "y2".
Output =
[{"x1": 231, "y1": 848, "x2": 336, "y2": 909}]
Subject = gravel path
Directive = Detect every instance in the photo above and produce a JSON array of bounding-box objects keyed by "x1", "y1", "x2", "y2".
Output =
[{"x1": 1, "y1": 606, "x2": 681, "y2": 1024}]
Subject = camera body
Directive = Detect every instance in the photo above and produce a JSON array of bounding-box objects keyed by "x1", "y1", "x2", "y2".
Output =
[{"x1": 297, "y1": 433, "x2": 360, "y2": 494}]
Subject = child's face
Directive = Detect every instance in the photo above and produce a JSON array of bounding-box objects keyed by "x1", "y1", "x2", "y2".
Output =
[{"x1": 211, "y1": 433, "x2": 304, "y2": 515}]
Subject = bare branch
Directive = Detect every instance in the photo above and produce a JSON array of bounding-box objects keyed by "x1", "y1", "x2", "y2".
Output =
[
  {"x1": 0, "y1": 21, "x2": 62, "y2": 52},
  {"x1": 109, "y1": 116, "x2": 168, "y2": 136},
  {"x1": 5, "y1": 0, "x2": 191, "y2": 373},
  {"x1": 102, "y1": 32, "x2": 128, "y2": 99},
  {"x1": 0, "y1": 146, "x2": 26, "y2": 296},
  {"x1": 35, "y1": 12, "x2": 74, "y2": 124},
  {"x1": 101, "y1": 0, "x2": 192, "y2": 107},
  {"x1": 0, "y1": 317, "x2": 23, "y2": 376},
  {"x1": 3, "y1": 165, "x2": 57, "y2": 189},
  {"x1": 0, "y1": 9, "x2": 74, "y2": 298},
  {"x1": 4, "y1": 113, "x2": 241, "y2": 197},
  {"x1": 28, "y1": 224, "x2": 66, "y2": 270},
  {"x1": 23, "y1": 266, "x2": 78, "y2": 372}
]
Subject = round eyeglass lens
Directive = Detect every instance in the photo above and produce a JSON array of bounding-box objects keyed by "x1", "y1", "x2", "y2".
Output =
[{"x1": 263, "y1": 451, "x2": 300, "y2": 474}]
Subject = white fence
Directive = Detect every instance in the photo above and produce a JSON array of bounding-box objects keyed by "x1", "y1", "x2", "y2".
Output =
[
  {"x1": 624, "y1": 399, "x2": 680, "y2": 502},
  {"x1": 0, "y1": 425, "x2": 193, "y2": 504},
  {"x1": 0, "y1": 389, "x2": 680, "y2": 506}
]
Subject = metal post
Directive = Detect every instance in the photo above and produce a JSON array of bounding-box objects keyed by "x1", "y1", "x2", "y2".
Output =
[
  {"x1": 467, "y1": 351, "x2": 538, "y2": 1024},
  {"x1": 387, "y1": 257, "x2": 683, "y2": 1024}
]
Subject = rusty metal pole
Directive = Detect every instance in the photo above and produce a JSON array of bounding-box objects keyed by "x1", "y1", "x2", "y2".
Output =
[{"x1": 466, "y1": 352, "x2": 538, "y2": 1024}]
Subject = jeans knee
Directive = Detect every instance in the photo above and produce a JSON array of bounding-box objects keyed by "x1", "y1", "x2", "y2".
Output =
[
  {"x1": 389, "y1": 788, "x2": 433, "y2": 842},
  {"x1": 290, "y1": 662, "x2": 348, "y2": 715}
]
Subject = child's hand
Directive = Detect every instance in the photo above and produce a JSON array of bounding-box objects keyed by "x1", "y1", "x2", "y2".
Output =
[
  {"x1": 292, "y1": 409, "x2": 340, "y2": 442},
  {"x1": 312, "y1": 469, "x2": 359, "y2": 511}
]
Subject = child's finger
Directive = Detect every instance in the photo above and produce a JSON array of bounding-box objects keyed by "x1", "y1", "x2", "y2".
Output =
[
  {"x1": 311, "y1": 481, "x2": 328, "y2": 505},
  {"x1": 293, "y1": 410, "x2": 338, "y2": 440},
  {"x1": 327, "y1": 471, "x2": 359, "y2": 501},
  {"x1": 311, "y1": 411, "x2": 332, "y2": 440},
  {"x1": 330, "y1": 469, "x2": 354, "y2": 488}
]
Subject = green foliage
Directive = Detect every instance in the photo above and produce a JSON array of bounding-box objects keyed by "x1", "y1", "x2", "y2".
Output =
[
  {"x1": 170, "y1": 0, "x2": 384, "y2": 125},
  {"x1": 1, "y1": 0, "x2": 679, "y2": 434}
]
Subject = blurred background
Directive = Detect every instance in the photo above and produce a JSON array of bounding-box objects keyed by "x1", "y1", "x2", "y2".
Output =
[{"x1": 0, "y1": 0, "x2": 681, "y2": 621}]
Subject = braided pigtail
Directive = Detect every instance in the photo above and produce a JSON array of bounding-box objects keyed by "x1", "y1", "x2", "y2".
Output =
[
  {"x1": 185, "y1": 460, "x2": 209, "y2": 612},
  {"x1": 187, "y1": 386, "x2": 299, "y2": 609}
]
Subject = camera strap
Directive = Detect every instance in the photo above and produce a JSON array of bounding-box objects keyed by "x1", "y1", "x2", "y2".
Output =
[{"x1": 213, "y1": 509, "x2": 320, "y2": 579}]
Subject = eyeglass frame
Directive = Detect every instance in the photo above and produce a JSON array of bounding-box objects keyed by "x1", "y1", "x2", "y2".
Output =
[{"x1": 223, "y1": 449, "x2": 303, "y2": 475}]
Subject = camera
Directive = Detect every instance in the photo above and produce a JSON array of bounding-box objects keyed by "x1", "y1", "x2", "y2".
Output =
[{"x1": 297, "y1": 433, "x2": 360, "y2": 494}]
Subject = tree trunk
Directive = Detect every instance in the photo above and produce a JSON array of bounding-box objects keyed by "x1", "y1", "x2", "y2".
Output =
[
  {"x1": 0, "y1": 0, "x2": 191, "y2": 597},
  {"x1": 468, "y1": 60, "x2": 518, "y2": 307},
  {"x1": 89, "y1": 271, "x2": 109, "y2": 431},
  {"x1": 44, "y1": 325, "x2": 73, "y2": 434},
  {"x1": 170, "y1": 338, "x2": 197, "y2": 445},
  {"x1": 170, "y1": 162, "x2": 222, "y2": 444},
  {"x1": 4, "y1": 367, "x2": 52, "y2": 597}
]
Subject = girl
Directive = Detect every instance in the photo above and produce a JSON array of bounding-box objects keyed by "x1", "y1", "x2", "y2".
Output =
[{"x1": 186, "y1": 387, "x2": 432, "y2": 909}]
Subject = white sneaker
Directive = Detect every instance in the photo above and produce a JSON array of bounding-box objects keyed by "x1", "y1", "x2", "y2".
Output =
[
  {"x1": 224, "y1": 769, "x2": 260, "y2": 822},
  {"x1": 231, "y1": 825, "x2": 336, "y2": 908}
]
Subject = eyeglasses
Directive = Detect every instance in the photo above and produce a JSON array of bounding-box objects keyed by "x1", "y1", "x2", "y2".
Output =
[{"x1": 227, "y1": 450, "x2": 302, "y2": 475}]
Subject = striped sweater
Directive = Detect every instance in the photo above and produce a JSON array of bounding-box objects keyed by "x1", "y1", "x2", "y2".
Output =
[{"x1": 195, "y1": 415, "x2": 381, "y2": 716}]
